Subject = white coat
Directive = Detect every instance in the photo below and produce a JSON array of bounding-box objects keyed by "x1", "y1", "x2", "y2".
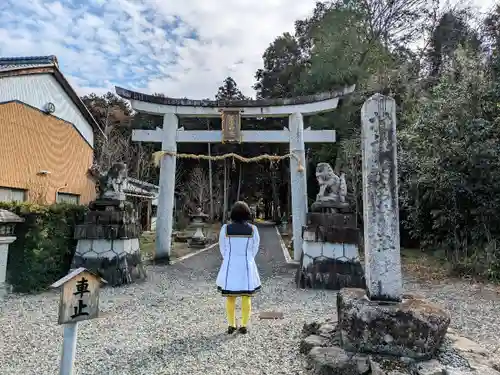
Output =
[{"x1": 216, "y1": 223, "x2": 261, "y2": 295}]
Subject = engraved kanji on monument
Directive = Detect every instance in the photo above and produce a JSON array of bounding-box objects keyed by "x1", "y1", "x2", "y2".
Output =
[{"x1": 360, "y1": 93, "x2": 403, "y2": 301}]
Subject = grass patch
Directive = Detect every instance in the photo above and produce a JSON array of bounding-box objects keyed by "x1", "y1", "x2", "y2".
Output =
[
  {"x1": 140, "y1": 231, "x2": 156, "y2": 260},
  {"x1": 401, "y1": 248, "x2": 448, "y2": 281}
]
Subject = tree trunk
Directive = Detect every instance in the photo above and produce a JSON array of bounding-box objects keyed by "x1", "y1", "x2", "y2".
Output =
[
  {"x1": 223, "y1": 159, "x2": 228, "y2": 222},
  {"x1": 236, "y1": 162, "x2": 243, "y2": 201},
  {"x1": 208, "y1": 122, "x2": 214, "y2": 221},
  {"x1": 271, "y1": 166, "x2": 280, "y2": 222},
  {"x1": 146, "y1": 200, "x2": 152, "y2": 231}
]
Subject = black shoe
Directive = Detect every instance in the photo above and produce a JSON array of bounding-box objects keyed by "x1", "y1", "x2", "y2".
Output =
[
  {"x1": 227, "y1": 326, "x2": 237, "y2": 334},
  {"x1": 238, "y1": 327, "x2": 248, "y2": 334}
]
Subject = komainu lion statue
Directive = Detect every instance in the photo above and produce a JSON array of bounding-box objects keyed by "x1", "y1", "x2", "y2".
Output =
[
  {"x1": 315, "y1": 162, "x2": 347, "y2": 203},
  {"x1": 97, "y1": 163, "x2": 128, "y2": 201}
]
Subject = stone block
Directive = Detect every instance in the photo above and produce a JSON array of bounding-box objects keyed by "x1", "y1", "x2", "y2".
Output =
[
  {"x1": 72, "y1": 238, "x2": 147, "y2": 286},
  {"x1": 411, "y1": 359, "x2": 446, "y2": 375},
  {"x1": 296, "y1": 234, "x2": 365, "y2": 290},
  {"x1": 306, "y1": 212, "x2": 357, "y2": 228},
  {"x1": 300, "y1": 335, "x2": 331, "y2": 354},
  {"x1": 337, "y1": 288, "x2": 451, "y2": 359},
  {"x1": 307, "y1": 346, "x2": 370, "y2": 375},
  {"x1": 303, "y1": 225, "x2": 359, "y2": 244}
]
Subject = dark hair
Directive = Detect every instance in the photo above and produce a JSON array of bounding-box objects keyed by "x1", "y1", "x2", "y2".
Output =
[{"x1": 230, "y1": 201, "x2": 252, "y2": 223}]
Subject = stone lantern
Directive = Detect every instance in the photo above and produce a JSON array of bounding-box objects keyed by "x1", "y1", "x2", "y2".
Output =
[
  {"x1": 188, "y1": 207, "x2": 209, "y2": 248},
  {"x1": 0, "y1": 209, "x2": 24, "y2": 297}
]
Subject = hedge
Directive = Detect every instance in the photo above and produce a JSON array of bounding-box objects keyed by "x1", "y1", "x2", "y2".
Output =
[{"x1": 0, "y1": 202, "x2": 87, "y2": 293}]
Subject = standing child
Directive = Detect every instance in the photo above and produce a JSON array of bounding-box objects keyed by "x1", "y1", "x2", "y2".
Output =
[{"x1": 216, "y1": 201, "x2": 261, "y2": 334}]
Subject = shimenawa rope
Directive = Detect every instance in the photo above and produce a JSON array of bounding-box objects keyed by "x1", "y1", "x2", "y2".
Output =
[{"x1": 152, "y1": 151, "x2": 305, "y2": 172}]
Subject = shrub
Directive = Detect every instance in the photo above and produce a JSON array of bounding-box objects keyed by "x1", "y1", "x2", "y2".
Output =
[{"x1": 0, "y1": 202, "x2": 87, "y2": 293}]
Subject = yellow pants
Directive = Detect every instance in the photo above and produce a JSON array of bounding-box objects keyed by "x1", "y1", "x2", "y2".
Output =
[{"x1": 225, "y1": 296, "x2": 251, "y2": 328}]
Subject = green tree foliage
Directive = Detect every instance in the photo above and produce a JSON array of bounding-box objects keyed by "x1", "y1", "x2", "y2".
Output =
[
  {"x1": 253, "y1": 0, "x2": 500, "y2": 278},
  {"x1": 253, "y1": 33, "x2": 304, "y2": 98},
  {"x1": 216, "y1": 77, "x2": 248, "y2": 100},
  {"x1": 0, "y1": 202, "x2": 87, "y2": 293},
  {"x1": 400, "y1": 48, "x2": 500, "y2": 278},
  {"x1": 427, "y1": 10, "x2": 481, "y2": 78}
]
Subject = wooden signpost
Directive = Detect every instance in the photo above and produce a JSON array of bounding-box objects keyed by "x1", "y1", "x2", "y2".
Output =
[{"x1": 51, "y1": 268, "x2": 107, "y2": 375}]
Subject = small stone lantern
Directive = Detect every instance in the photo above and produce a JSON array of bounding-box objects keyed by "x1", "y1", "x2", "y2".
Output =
[
  {"x1": 188, "y1": 207, "x2": 209, "y2": 248},
  {"x1": 0, "y1": 209, "x2": 24, "y2": 297}
]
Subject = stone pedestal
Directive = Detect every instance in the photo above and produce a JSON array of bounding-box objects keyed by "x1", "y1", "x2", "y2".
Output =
[
  {"x1": 72, "y1": 199, "x2": 147, "y2": 286},
  {"x1": 296, "y1": 212, "x2": 365, "y2": 290},
  {"x1": 337, "y1": 288, "x2": 451, "y2": 360}
]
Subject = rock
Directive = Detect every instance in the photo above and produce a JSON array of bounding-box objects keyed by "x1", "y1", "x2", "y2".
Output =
[
  {"x1": 318, "y1": 323, "x2": 337, "y2": 337},
  {"x1": 444, "y1": 365, "x2": 500, "y2": 375},
  {"x1": 300, "y1": 335, "x2": 330, "y2": 354},
  {"x1": 446, "y1": 333, "x2": 500, "y2": 371},
  {"x1": 308, "y1": 346, "x2": 370, "y2": 375},
  {"x1": 411, "y1": 359, "x2": 446, "y2": 375},
  {"x1": 337, "y1": 288, "x2": 451, "y2": 359},
  {"x1": 447, "y1": 334, "x2": 488, "y2": 356},
  {"x1": 303, "y1": 321, "x2": 322, "y2": 336},
  {"x1": 369, "y1": 357, "x2": 384, "y2": 375},
  {"x1": 369, "y1": 356, "x2": 411, "y2": 375}
]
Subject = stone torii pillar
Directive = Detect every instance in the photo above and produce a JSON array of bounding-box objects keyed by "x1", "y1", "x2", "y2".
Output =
[
  {"x1": 115, "y1": 85, "x2": 356, "y2": 263},
  {"x1": 156, "y1": 113, "x2": 178, "y2": 263}
]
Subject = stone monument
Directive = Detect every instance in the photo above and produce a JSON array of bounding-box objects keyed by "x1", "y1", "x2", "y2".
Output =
[
  {"x1": 297, "y1": 95, "x2": 475, "y2": 375},
  {"x1": 72, "y1": 163, "x2": 147, "y2": 286},
  {"x1": 296, "y1": 162, "x2": 365, "y2": 290}
]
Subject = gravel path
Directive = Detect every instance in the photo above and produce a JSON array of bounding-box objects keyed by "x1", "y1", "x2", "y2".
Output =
[{"x1": 1, "y1": 225, "x2": 499, "y2": 374}]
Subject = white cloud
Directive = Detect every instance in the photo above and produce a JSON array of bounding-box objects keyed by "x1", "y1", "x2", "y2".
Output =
[{"x1": 0, "y1": 0, "x2": 496, "y2": 99}]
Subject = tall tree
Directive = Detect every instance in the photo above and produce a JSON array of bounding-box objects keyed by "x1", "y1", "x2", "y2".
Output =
[
  {"x1": 216, "y1": 77, "x2": 247, "y2": 100},
  {"x1": 253, "y1": 33, "x2": 304, "y2": 98},
  {"x1": 427, "y1": 10, "x2": 481, "y2": 78}
]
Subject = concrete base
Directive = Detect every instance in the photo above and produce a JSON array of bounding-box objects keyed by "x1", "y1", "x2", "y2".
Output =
[
  {"x1": 72, "y1": 238, "x2": 147, "y2": 286},
  {"x1": 337, "y1": 288, "x2": 451, "y2": 360},
  {"x1": 296, "y1": 240, "x2": 365, "y2": 290}
]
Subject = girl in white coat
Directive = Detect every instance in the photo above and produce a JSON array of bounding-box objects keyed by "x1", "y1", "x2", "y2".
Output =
[{"x1": 216, "y1": 201, "x2": 261, "y2": 334}]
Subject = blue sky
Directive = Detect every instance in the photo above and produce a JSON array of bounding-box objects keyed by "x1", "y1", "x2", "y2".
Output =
[{"x1": 0, "y1": 0, "x2": 496, "y2": 99}]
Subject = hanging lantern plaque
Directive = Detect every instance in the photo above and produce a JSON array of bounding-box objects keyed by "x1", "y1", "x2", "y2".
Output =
[{"x1": 221, "y1": 109, "x2": 242, "y2": 144}]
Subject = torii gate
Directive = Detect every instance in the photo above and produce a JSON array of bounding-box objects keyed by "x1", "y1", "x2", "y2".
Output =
[{"x1": 116, "y1": 85, "x2": 355, "y2": 263}]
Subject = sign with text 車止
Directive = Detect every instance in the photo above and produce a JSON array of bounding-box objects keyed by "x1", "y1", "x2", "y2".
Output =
[
  {"x1": 50, "y1": 268, "x2": 107, "y2": 325},
  {"x1": 221, "y1": 109, "x2": 242, "y2": 143}
]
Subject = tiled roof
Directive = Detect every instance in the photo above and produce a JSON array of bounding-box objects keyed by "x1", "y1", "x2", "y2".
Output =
[
  {"x1": 0, "y1": 55, "x2": 104, "y2": 137},
  {"x1": 0, "y1": 55, "x2": 59, "y2": 72}
]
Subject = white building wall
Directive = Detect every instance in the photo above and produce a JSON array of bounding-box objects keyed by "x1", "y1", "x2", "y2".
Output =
[{"x1": 0, "y1": 74, "x2": 94, "y2": 147}]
